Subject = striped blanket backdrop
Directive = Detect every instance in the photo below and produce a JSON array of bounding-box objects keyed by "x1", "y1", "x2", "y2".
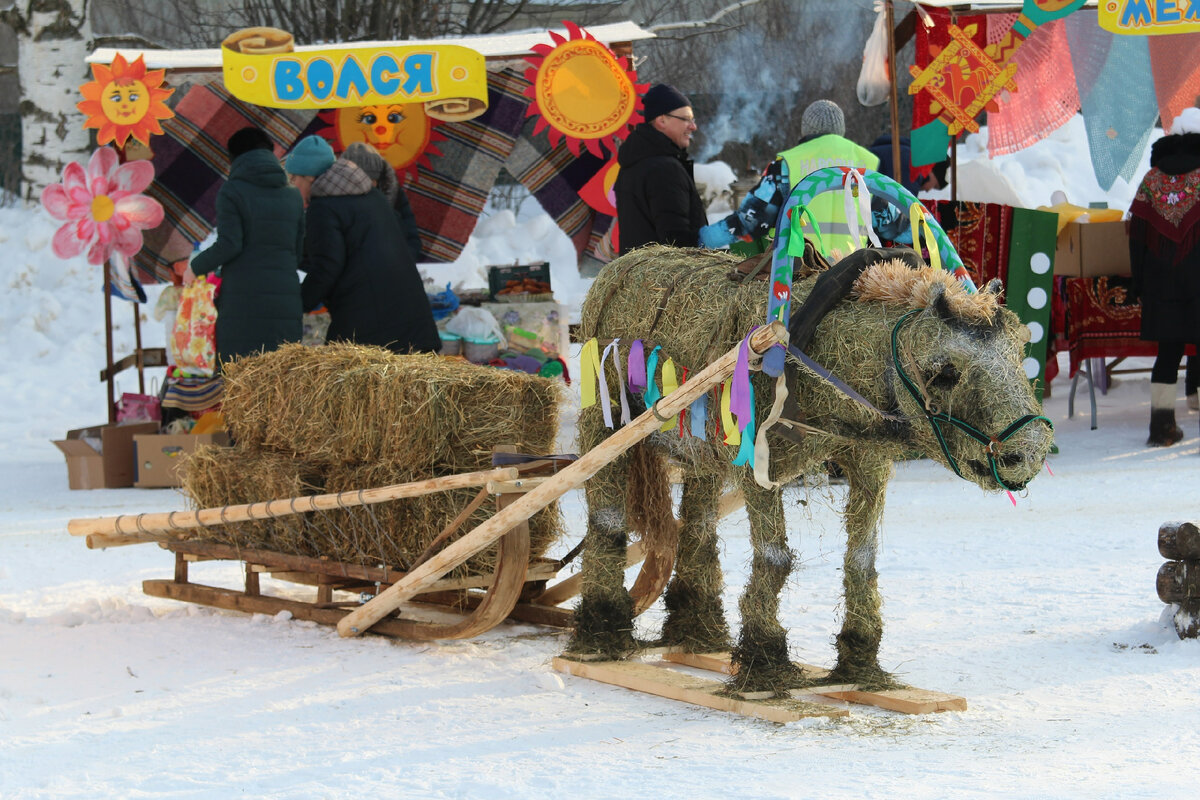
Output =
[
  {"x1": 132, "y1": 81, "x2": 315, "y2": 285},
  {"x1": 132, "y1": 69, "x2": 614, "y2": 284}
]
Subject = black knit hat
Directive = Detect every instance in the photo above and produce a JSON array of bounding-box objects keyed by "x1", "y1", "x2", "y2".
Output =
[{"x1": 643, "y1": 83, "x2": 691, "y2": 122}]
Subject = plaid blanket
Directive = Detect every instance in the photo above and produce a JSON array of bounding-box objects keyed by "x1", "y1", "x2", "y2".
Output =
[
  {"x1": 408, "y1": 66, "x2": 615, "y2": 265},
  {"x1": 132, "y1": 81, "x2": 314, "y2": 285}
]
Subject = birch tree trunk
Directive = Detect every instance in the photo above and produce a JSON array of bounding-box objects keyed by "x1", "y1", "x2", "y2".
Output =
[{"x1": 4, "y1": 0, "x2": 93, "y2": 202}]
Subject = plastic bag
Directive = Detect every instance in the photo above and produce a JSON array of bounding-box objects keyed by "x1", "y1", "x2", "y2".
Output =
[
  {"x1": 857, "y1": 3, "x2": 890, "y2": 108},
  {"x1": 444, "y1": 306, "x2": 503, "y2": 343},
  {"x1": 171, "y1": 275, "x2": 220, "y2": 376}
]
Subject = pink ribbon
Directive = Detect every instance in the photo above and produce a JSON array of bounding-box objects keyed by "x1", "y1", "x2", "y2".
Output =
[
  {"x1": 627, "y1": 339, "x2": 646, "y2": 394},
  {"x1": 729, "y1": 327, "x2": 757, "y2": 431}
]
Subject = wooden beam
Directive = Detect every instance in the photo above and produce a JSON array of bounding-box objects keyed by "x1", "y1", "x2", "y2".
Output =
[
  {"x1": 68, "y1": 466, "x2": 520, "y2": 538},
  {"x1": 99, "y1": 347, "x2": 167, "y2": 382},
  {"x1": 338, "y1": 323, "x2": 789, "y2": 637},
  {"x1": 552, "y1": 657, "x2": 848, "y2": 723}
]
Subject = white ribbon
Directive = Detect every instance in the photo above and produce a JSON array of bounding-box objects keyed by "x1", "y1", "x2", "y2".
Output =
[{"x1": 842, "y1": 168, "x2": 881, "y2": 252}]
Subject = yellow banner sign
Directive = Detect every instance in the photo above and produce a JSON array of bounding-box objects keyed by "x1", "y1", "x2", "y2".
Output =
[
  {"x1": 221, "y1": 28, "x2": 488, "y2": 120},
  {"x1": 1099, "y1": 0, "x2": 1200, "y2": 35}
]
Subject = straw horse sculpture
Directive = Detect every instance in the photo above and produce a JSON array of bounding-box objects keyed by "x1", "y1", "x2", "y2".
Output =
[{"x1": 568, "y1": 245, "x2": 1053, "y2": 694}]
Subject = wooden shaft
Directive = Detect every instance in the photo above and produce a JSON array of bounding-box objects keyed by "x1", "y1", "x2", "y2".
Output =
[
  {"x1": 1159, "y1": 522, "x2": 1200, "y2": 561},
  {"x1": 66, "y1": 466, "x2": 520, "y2": 538},
  {"x1": 409, "y1": 486, "x2": 491, "y2": 569},
  {"x1": 337, "y1": 322, "x2": 788, "y2": 637},
  {"x1": 86, "y1": 531, "x2": 162, "y2": 549},
  {"x1": 886, "y1": 0, "x2": 902, "y2": 188}
]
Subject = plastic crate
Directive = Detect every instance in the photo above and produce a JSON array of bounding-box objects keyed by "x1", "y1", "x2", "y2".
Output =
[{"x1": 488, "y1": 262, "x2": 551, "y2": 301}]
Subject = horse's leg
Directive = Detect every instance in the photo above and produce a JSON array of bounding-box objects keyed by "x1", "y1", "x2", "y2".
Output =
[
  {"x1": 659, "y1": 470, "x2": 730, "y2": 652},
  {"x1": 565, "y1": 415, "x2": 637, "y2": 658},
  {"x1": 828, "y1": 455, "x2": 899, "y2": 689},
  {"x1": 728, "y1": 477, "x2": 805, "y2": 694}
]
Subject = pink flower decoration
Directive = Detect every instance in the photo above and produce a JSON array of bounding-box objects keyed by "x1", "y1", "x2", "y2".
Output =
[{"x1": 40, "y1": 146, "x2": 164, "y2": 266}]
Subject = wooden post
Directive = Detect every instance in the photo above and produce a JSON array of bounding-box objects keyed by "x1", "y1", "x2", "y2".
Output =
[
  {"x1": 337, "y1": 322, "x2": 789, "y2": 638},
  {"x1": 103, "y1": 265, "x2": 116, "y2": 423},
  {"x1": 67, "y1": 467, "x2": 520, "y2": 538},
  {"x1": 886, "y1": 0, "x2": 902, "y2": 187}
]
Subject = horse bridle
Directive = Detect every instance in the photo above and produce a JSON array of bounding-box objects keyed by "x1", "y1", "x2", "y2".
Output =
[{"x1": 889, "y1": 309, "x2": 1053, "y2": 492}]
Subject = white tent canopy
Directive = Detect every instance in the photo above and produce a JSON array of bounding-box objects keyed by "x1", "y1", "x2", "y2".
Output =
[{"x1": 88, "y1": 20, "x2": 655, "y2": 70}]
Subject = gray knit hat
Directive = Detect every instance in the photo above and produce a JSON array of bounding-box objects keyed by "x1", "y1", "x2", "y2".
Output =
[{"x1": 801, "y1": 99, "x2": 845, "y2": 138}]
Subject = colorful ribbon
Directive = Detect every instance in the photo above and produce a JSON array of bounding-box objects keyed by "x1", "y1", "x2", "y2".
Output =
[
  {"x1": 627, "y1": 339, "x2": 646, "y2": 395},
  {"x1": 731, "y1": 379, "x2": 756, "y2": 468},
  {"x1": 580, "y1": 338, "x2": 601, "y2": 409},
  {"x1": 659, "y1": 357, "x2": 679, "y2": 432},
  {"x1": 643, "y1": 345, "x2": 663, "y2": 410}
]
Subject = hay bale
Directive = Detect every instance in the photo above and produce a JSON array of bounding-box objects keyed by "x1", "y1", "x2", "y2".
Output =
[
  {"x1": 180, "y1": 446, "x2": 325, "y2": 554},
  {"x1": 180, "y1": 344, "x2": 565, "y2": 578},
  {"x1": 221, "y1": 343, "x2": 561, "y2": 470}
]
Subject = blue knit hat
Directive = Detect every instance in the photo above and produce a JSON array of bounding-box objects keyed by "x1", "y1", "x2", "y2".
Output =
[{"x1": 285, "y1": 135, "x2": 336, "y2": 176}]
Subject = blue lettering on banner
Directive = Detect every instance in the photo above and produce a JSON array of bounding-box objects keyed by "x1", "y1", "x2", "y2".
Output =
[
  {"x1": 307, "y1": 58, "x2": 335, "y2": 101},
  {"x1": 335, "y1": 56, "x2": 371, "y2": 101},
  {"x1": 274, "y1": 60, "x2": 305, "y2": 102},
  {"x1": 1158, "y1": 0, "x2": 1181, "y2": 23},
  {"x1": 1120, "y1": 0, "x2": 1153, "y2": 25},
  {"x1": 370, "y1": 54, "x2": 400, "y2": 95},
  {"x1": 401, "y1": 53, "x2": 434, "y2": 95}
]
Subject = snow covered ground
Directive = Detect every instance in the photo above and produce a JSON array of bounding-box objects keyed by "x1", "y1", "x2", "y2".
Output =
[{"x1": 2, "y1": 118, "x2": 1198, "y2": 798}]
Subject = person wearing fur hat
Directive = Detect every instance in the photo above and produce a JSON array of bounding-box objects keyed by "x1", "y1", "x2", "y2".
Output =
[
  {"x1": 286, "y1": 135, "x2": 440, "y2": 355},
  {"x1": 614, "y1": 83, "x2": 707, "y2": 255},
  {"x1": 184, "y1": 126, "x2": 305, "y2": 366},
  {"x1": 699, "y1": 98, "x2": 879, "y2": 261},
  {"x1": 340, "y1": 142, "x2": 424, "y2": 263},
  {"x1": 1128, "y1": 107, "x2": 1200, "y2": 447}
]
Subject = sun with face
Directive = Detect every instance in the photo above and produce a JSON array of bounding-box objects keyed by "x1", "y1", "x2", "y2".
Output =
[
  {"x1": 319, "y1": 102, "x2": 445, "y2": 182},
  {"x1": 77, "y1": 53, "x2": 174, "y2": 148},
  {"x1": 522, "y1": 21, "x2": 646, "y2": 158}
]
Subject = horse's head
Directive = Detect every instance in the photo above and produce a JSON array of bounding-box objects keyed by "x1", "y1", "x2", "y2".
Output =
[{"x1": 851, "y1": 262, "x2": 1053, "y2": 492}]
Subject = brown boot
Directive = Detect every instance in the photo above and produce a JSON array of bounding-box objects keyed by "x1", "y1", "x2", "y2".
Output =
[{"x1": 1148, "y1": 383, "x2": 1184, "y2": 446}]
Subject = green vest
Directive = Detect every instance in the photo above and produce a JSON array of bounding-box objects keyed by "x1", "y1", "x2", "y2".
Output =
[{"x1": 777, "y1": 135, "x2": 880, "y2": 260}]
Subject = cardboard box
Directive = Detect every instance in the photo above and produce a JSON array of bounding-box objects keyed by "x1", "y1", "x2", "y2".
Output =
[
  {"x1": 1053, "y1": 221, "x2": 1131, "y2": 277},
  {"x1": 53, "y1": 422, "x2": 160, "y2": 490},
  {"x1": 134, "y1": 432, "x2": 231, "y2": 488}
]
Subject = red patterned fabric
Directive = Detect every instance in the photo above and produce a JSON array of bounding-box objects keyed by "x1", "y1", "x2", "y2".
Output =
[
  {"x1": 913, "y1": 8, "x2": 990, "y2": 134},
  {"x1": 1063, "y1": 276, "x2": 1154, "y2": 377},
  {"x1": 924, "y1": 200, "x2": 1013, "y2": 288}
]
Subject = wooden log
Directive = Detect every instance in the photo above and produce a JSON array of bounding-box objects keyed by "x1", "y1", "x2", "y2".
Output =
[
  {"x1": 551, "y1": 657, "x2": 847, "y2": 723},
  {"x1": 67, "y1": 466, "x2": 519, "y2": 538},
  {"x1": 337, "y1": 322, "x2": 789, "y2": 637},
  {"x1": 1157, "y1": 560, "x2": 1200, "y2": 603},
  {"x1": 86, "y1": 532, "x2": 160, "y2": 549},
  {"x1": 1159, "y1": 522, "x2": 1200, "y2": 561},
  {"x1": 1172, "y1": 599, "x2": 1200, "y2": 639}
]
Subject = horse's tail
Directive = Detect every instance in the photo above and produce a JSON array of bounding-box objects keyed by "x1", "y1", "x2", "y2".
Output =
[{"x1": 625, "y1": 440, "x2": 678, "y2": 555}]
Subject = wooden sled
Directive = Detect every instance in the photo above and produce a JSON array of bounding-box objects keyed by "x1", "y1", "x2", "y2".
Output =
[{"x1": 68, "y1": 323, "x2": 789, "y2": 642}]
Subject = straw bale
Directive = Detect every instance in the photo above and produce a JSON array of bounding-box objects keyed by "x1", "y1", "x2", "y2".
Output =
[
  {"x1": 221, "y1": 343, "x2": 560, "y2": 470},
  {"x1": 180, "y1": 446, "x2": 325, "y2": 554}
]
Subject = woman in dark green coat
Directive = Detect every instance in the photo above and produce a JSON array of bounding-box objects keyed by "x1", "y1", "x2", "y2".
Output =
[{"x1": 185, "y1": 127, "x2": 306, "y2": 365}]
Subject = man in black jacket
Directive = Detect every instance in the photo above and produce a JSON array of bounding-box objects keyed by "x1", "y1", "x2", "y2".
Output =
[{"x1": 614, "y1": 84, "x2": 706, "y2": 255}]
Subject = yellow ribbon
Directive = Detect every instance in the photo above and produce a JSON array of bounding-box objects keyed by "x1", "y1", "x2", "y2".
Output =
[
  {"x1": 659, "y1": 357, "x2": 679, "y2": 431},
  {"x1": 720, "y1": 378, "x2": 740, "y2": 446},
  {"x1": 909, "y1": 201, "x2": 942, "y2": 272},
  {"x1": 580, "y1": 338, "x2": 601, "y2": 409}
]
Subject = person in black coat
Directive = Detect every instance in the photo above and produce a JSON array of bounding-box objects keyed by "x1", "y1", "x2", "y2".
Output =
[
  {"x1": 285, "y1": 135, "x2": 440, "y2": 355},
  {"x1": 614, "y1": 84, "x2": 707, "y2": 256},
  {"x1": 185, "y1": 126, "x2": 305, "y2": 365},
  {"x1": 340, "y1": 142, "x2": 424, "y2": 263},
  {"x1": 1128, "y1": 108, "x2": 1200, "y2": 446}
]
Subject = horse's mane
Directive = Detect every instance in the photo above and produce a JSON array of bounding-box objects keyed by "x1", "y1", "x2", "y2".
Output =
[{"x1": 851, "y1": 259, "x2": 1000, "y2": 324}]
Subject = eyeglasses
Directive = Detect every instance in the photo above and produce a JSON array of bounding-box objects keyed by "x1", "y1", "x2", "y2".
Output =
[{"x1": 664, "y1": 113, "x2": 697, "y2": 126}]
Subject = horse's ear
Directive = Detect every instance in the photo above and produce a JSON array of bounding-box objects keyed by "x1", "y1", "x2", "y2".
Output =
[
  {"x1": 927, "y1": 281, "x2": 954, "y2": 322},
  {"x1": 982, "y1": 278, "x2": 1004, "y2": 299}
]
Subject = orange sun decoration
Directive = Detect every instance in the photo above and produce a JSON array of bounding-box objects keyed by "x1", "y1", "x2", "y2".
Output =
[
  {"x1": 77, "y1": 53, "x2": 174, "y2": 149},
  {"x1": 317, "y1": 102, "x2": 446, "y2": 182},
  {"x1": 522, "y1": 21, "x2": 646, "y2": 158}
]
